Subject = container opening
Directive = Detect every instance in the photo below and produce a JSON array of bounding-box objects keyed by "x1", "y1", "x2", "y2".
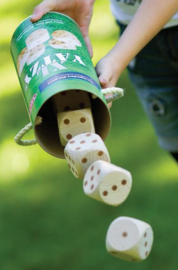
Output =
[{"x1": 35, "y1": 90, "x2": 111, "y2": 158}]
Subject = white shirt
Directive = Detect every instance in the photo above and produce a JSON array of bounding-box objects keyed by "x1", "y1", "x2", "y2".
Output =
[{"x1": 110, "y1": 0, "x2": 178, "y2": 28}]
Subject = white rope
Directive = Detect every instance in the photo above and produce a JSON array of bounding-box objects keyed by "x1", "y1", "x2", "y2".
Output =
[
  {"x1": 14, "y1": 116, "x2": 42, "y2": 146},
  {"x1": 101, "y1": 87, "x2": 124, "y2": 103},
  {"x1": 14, "y1": 87, "x2": 124, "y2": 146},
  {"x1": 92, "y1": 87, "x2": 124, "y2": 102}
]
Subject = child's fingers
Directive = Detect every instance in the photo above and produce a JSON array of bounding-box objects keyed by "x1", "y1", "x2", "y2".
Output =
[
  {"x1": 96, "y1": 60, "x2": 112, "y2": 88},
  {"x1": 83, "y1": 35, "x2": 93, "y2": 58},
  {"x1": 31, "y1": 0, "x2": 55, "y2": 22},
  {"x1": 98, "y1": 73, "x2": 113, "y2": 109},
  {"x1": 98, "y1": 75, "x2": 109, "y2": 88},
  {"x1": 107, "y1": 102, "x2": 112, "y2": 109},
  {"x1": 98, "y1": 69, "x2": 119, "y2": 88}
]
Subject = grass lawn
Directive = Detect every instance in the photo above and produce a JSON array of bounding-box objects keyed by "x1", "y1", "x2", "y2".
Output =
[{"x1": 0, "y1": 0, "x2": 177, "y2": 270}]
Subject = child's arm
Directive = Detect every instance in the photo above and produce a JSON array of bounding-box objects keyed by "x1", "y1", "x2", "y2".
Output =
[
  {"x1": 31, "y1": 0, "x2": 95, "y2": 56},
  {"x1": 96, "y1": 0, "x2": 178, "y2": 88}
]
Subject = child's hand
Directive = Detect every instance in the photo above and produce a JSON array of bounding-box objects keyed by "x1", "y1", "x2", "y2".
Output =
[
  {"x1": 95, "y1": 55, "x2": 121, "y2": 109},
  {"x1": 31, "y1": 0, "x2": 95, "y2": 57},
  {"x1": 96, "y1": 55, "x2": 121, "y2": 89}
]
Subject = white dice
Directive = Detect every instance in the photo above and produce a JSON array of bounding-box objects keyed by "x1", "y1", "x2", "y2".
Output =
[
  {"x1": 106, "y1": 216, "x2": 154, "y2": 262},
  {"x1": 83, "y1": 160, "x2": 132, "y2": 206},
  {"x1": 57, "y1": 108, "x2": 95, "y2": 146},
  {"x1": 64, "y1": 133, "x2": 110, "y2": 179}
]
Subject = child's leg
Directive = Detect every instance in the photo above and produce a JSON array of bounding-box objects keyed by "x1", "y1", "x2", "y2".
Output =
[{"x1": 119, "y1": 23, "x2": 178, "y2": 160}]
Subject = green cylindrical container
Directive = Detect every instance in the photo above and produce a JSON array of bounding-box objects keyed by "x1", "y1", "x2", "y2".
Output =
[{"x1": 11, "y1": 12, "x2": 111, "y2": 158}]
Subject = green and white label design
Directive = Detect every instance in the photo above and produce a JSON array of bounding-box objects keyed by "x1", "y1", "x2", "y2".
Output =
[{"x1": 11, "y1": 12, "x2": 104, "y2": 125}]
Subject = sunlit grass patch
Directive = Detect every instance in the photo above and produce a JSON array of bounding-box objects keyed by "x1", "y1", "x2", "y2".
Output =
[
  {"x1": 0, "y1": 139, "x2": 35, "y2": 181},
  {"x1": 0, "y1": 67, "x2": 20, "y2": 97},
  {"x1": 137, "y1": 155, "x2": 177, "y2": 184},
  {"x1": 0, "y1": 17, "x2": 24, "y2": 43},
  {"x1": 90, "y1": 8, "x2": 118, "y2": 39},
  {"x1": 0, "y1": 138, "x2": 65, "y2": 182}
]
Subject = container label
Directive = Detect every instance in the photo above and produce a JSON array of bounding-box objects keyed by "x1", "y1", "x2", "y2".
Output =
[
  {"x1": 11, "y1": 12, "x2": 103, "y2": 124},
  {"x1": 39, "y1": 71, "x2": 101, "y2": 93}
]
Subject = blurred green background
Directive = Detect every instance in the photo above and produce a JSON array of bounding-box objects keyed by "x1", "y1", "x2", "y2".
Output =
[{"x1": 0, "y1": 0, "x2": 177, "y2": 270}]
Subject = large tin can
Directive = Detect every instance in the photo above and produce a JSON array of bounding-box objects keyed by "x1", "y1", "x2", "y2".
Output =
[{"x1": 11, "y1": 12, "x2": 111, "y2": 158}]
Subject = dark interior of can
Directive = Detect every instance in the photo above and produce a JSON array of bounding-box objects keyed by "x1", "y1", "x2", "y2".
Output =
[{"x1": 34, "y1": 91, "x2": 111, "y2": 159}]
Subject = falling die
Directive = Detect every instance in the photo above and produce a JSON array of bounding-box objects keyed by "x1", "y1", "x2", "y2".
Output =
[
  {"x1": 106, "y1": 216, "x2": 154, "y2": 262},
  {"x1": 64, "y1": 133, "x2": 110, "y2": 179},
  {"x1": 83, "y1": 160, "x2": 132, "y2": 206}
]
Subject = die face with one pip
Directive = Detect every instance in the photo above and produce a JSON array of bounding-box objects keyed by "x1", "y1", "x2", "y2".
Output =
[
  {"x1": 64, "y1": 133, "x2": 110, "y2": 179},
  {"x1": 83, "y1": 160, "x2": 132, "y2": 206},
  {"x1": 106, "y1": 216, "x2": 154, "y2": 262}
]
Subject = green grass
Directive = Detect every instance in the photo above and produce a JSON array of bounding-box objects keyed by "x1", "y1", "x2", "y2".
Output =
[{"x1": 0, "y1": 0, "x2": 177, "y2": 270}]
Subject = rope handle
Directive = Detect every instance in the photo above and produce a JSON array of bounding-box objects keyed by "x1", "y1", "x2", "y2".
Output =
[
  {"x1": 94, "y1": 87, "x2": 124, "y2": 103},
  {"x1": 14, "y1": 116, "x2": 42, "y2": 146},
  {"x1": 14, "y1": 87, "x2": 124, "y2": 146}
]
